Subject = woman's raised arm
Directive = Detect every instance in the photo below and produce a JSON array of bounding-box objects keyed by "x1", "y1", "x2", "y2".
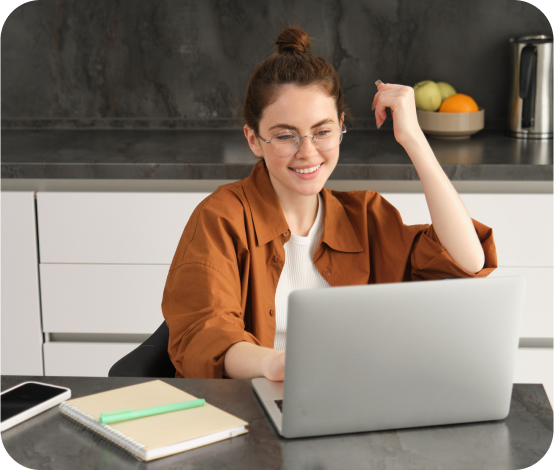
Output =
[{"x1": 372, "y1": 82, "x2": 485, "y2": 274}]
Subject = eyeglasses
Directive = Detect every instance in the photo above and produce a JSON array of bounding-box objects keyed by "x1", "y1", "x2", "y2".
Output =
[{"x1": 258, "y1": 122, "x2": 347, "y2": 158}]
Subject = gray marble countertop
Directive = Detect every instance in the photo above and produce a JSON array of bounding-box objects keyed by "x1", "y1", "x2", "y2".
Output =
[
  {"x1": 1, "y1": 129, "x2": 552, "y2": 181},
  {"x1": 1, "y1": 376, "x2": 552, "y2": 470}
]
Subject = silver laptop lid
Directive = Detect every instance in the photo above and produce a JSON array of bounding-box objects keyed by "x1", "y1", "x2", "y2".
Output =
[{"x1": 282, "y1": 276, "x2": 526, "y2": 438}]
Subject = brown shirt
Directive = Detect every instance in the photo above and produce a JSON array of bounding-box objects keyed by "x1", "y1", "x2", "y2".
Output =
[{"x1": 162, "y1": 160, "x2": 497, "y2": 378}]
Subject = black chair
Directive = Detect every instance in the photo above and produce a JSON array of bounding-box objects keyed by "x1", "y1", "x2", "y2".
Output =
[{"x1": 108, "y1": 321, "x2": 177, "y2": 378}]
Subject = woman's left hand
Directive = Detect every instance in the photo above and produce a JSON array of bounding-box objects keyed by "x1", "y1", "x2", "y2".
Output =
[{"x1": 372, "y1": 81, "x2": 425, "y2": 149}]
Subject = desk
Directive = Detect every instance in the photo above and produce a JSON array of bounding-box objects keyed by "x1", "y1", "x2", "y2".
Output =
[{"x1": 2, "y1": 376, "x2": 552, "y2": 469}]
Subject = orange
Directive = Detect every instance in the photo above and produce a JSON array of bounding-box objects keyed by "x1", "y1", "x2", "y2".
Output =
[{"x1": 438, "y1": 93, "x2": 479, "y2": 113}]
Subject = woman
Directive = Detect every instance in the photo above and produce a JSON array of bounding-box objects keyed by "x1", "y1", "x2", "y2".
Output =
[{"x1": 162, "y1": 27, "x2": 497, "y2": 381}]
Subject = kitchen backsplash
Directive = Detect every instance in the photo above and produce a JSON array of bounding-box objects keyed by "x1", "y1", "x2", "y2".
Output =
[{"x1": 1, "y1": 0, "x2": 551, "y2": 130}]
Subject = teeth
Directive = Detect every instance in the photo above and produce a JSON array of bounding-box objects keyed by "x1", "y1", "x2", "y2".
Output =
[{"x1": 294, "y1": 164, "x2": 321, "y2": 174}]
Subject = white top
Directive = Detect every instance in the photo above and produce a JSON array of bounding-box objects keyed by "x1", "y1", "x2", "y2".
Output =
[{"x1": 273, "y1": 193, "x2": 331, "y2": 351}]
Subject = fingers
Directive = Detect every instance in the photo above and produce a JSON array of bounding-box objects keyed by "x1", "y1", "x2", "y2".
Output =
[
  {"x1": 371, "y1": 81, "x2": 387, "y2": 110},
  {"x1": 373, "y1": 84, "x2": 394, "y2": 128},
  {"x1": 375, "y1": 110, "x2": 386, "y2": 129},
  {"x1": 373, "y1": 94, "x2": 386, "y2": 128},
  {"x1": 371, "y1": 82, "x2": 393, "y2": 121},
  {"x1": 372, "y1": 83, "x2": 414, "y2": 129}
]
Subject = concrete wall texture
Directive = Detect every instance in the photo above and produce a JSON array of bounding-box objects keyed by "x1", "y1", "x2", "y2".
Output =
[{"x1": 1, "y1": 0, "x2": 551, "y2": 129}]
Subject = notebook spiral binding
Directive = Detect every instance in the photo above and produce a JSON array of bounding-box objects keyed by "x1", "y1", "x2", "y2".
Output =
[{"x1": 59, "y1": 401, "x2": 147, "y2": 459}]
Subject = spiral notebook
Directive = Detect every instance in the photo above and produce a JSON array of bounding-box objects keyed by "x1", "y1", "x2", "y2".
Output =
[{"x1": 58, "y1": 380, "x2": 248, "y2": 461}]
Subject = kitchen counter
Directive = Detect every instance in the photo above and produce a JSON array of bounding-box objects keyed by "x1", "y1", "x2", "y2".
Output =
[
  {"x1": 1, "y1": 129, "x2": 552, "y2": 181},
  {"x1": 1, "y1": 376, "x2": 552, "y2": 470}
]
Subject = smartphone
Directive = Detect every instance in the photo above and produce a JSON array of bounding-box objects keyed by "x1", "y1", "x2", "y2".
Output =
[{"x1": 1, "y1": 381, "x2": 71, "y2": 431}]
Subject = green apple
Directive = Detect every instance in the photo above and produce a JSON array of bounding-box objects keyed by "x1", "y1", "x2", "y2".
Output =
[
  {"x1": 437, "y1": 81, "x2": 457, "y2": 101},
  {"x1": 414, "y1": 80, "x2": 442, "y2": 111}
]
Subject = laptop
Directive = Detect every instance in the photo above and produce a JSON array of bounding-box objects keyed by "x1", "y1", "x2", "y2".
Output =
[{"x1": 252, "y1": 276, "x2": 526, "y2": 438}]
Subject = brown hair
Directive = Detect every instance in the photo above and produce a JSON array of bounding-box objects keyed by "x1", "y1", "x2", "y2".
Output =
[{"x1": 243, "y1": 27, "x2": 352, "y2": 136}]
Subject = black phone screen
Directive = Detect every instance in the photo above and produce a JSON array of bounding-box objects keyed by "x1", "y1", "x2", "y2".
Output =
[{"x1": 1, "y1": 383, "x2": 67, "y2": 422}]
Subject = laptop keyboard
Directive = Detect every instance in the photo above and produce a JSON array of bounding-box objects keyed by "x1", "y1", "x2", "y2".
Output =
[{"x1": 274, "y1": 399, "x2": 283, "y2": 413}]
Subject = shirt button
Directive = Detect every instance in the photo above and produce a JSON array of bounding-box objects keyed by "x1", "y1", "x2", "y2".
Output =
[
  {"x1": 283, "y1": 230, "x2": 290, "y2": 237},
  {"x1": 274, "y1": 255, "x2": 281, "y2": 262},
  {"x1": 269, "y1": 309, "x2": 275, "y2": 317},
  {"x1": 324, "y1": 269, "x2": 330, "y2": 275}
]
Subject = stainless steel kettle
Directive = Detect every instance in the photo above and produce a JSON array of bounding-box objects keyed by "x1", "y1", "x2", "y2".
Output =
[{"x1": 507, "y1": 35, "x2": 552, "y2": 139}]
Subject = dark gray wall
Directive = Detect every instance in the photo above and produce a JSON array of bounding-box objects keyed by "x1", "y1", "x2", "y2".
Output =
[{"x1": 1, "y1": 0, "x2": 551, "y2": 129}]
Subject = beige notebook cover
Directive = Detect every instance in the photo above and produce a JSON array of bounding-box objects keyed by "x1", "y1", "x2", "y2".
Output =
[{"x1": 59, "y1": 380, "x2": 248, "y2": 461}]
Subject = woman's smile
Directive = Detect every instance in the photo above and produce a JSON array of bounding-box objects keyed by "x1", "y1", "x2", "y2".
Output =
[{"x1": 288, "y1": 162, "x2": 323, "y2": 179}]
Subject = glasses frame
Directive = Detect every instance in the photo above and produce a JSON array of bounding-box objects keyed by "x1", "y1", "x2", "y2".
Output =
[{"x1": 258, "y1": 122, "x2": 347, "y2": 158}]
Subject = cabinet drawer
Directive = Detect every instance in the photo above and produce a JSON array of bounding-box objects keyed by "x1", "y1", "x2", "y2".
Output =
[
  {"x1": 43, "y1": 342, "x2": 140, "y2": 377},
  {"x1": 40, "y1": 264, "x2": 168, "y2": 334},
  {"x1": 382, "y1": 193, "x2": 552, "y2": 267},
  {"x1": 489, "y1": 267, "x2": 553, "y2": 339},
  {"x1": 37, "y1": 192, "x2": 210, "y2": 264}
]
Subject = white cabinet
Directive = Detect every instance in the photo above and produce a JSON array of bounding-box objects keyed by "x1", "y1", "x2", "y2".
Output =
[
  {"x1": 36, "y1": 192, "x2": 210, "y2": 376},
  {"x1": 382, "y1": 193, "x2": 553, "y2": 267},
  {"x1": 1, "y1": 192, "x2": 43, "y2": 375},
  {"x1": 37, "y1": 192, "x2": 209, "y2": 264},
  {"x1": 382, "y1": 193, "x2": 554, "y2": 339},
  {"x1": 2, "y1": 187, "x2": 552, "y2": 383},
  {"x1": 40, "y1": 264, "x2": 167, "y2": 334},
  {"x1": 460, "y1": 194, "x2": 552, "y2": 267},
  {"x1": 43, "y1": 342, "x2": 141, "y2": 377}
]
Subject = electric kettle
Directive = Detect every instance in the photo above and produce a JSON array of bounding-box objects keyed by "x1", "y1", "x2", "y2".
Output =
[{"x1": 507, "y1": 35, "x2": 552, "y2": 139}]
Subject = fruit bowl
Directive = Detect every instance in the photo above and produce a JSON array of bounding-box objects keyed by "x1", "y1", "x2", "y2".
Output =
[{"x1": 416, "y1": 108, "x2": 484, "y2": 140}]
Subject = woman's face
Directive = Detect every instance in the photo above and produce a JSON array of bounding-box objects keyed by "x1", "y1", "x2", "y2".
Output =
[{"x1": 245, "y1": 84, "x2": 343, "y2": 201}]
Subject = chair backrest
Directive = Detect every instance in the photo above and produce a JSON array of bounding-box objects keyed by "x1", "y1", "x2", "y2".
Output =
[{"x1": 108, "y1": 321, "x2": 176, "y2": 378}]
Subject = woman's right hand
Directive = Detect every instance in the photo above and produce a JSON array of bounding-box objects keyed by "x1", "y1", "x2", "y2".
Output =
[{"x1": 261, "y1": 351, "x2": 286, "y2": 381}]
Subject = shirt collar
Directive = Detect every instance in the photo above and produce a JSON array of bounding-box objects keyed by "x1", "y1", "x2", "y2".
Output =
[
  {"x1": 242, "y1": 159, "x2": 363, "y2": 253},
  {"x1": 243, "y1": 160, "x2": 290, "y2": 246}
]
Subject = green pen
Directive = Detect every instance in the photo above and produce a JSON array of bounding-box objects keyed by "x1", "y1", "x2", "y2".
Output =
[{"x1": 99, "y1": 398, "x2": 206, "y2": 425}]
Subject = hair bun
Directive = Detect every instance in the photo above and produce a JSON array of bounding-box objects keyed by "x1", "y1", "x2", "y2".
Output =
[{"x1": 275, "y1": 27, "x2": 311, "y2": 54}]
